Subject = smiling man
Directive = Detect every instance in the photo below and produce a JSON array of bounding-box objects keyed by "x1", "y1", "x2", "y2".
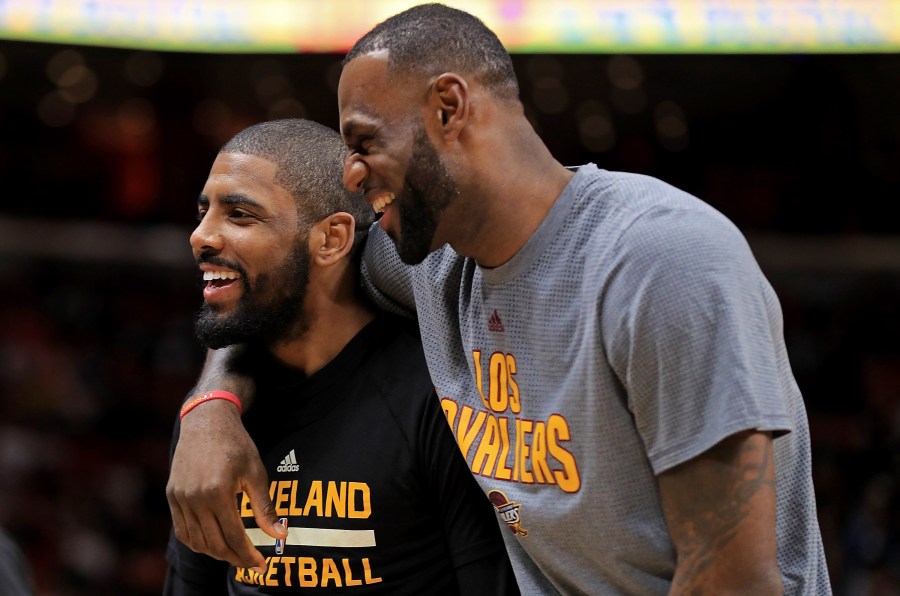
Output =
[
  {"x1": 164, "y1": 118, "x2": 516, "y2": 595},
  {"x1": 167, "y1": 5, "x2": 831, "y2": 595}
]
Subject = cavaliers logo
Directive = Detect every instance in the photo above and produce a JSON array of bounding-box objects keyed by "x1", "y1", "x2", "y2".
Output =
[{"x1": 487, "y1": 490, "x2": 528, "y2": 536}]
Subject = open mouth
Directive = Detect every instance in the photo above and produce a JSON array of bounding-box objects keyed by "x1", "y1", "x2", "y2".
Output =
[
  {"x1": 201, "y1": 270, "x2": 242, "y2": 302},
  {"x1": 203, "y1": 270, "x2": 240, "y2": 284},
  {"x1": 371, "y1": 192, "x2": 395, "y2": 214}
]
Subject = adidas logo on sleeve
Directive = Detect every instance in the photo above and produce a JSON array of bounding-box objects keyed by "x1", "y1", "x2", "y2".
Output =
[{"x1": 277, "y1": 449, "x2": 300, "y2": 473}]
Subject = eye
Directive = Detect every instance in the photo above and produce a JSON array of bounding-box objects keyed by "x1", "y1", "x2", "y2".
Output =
[
  {"x1": 229, "y1": 208, "x2": 259, "y2": 223},
  {"x1": 349, "y1": 135, "x2": 373, "y2": 156}
]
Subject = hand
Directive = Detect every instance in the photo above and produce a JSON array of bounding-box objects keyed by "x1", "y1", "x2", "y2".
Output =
[{"x1": 166, "y1": 399, "x2": 286, "y2": 574}]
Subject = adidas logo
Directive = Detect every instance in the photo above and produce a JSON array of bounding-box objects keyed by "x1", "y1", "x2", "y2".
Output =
[
  {"x1": 488, "y1": 309, "x2": 505, "y2": 332},
  {"x1": 277, "y1": 449, "x2": 299, "y2": 473}
]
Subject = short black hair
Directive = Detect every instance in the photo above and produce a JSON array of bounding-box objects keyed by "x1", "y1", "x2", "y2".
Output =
[
  {"x1": 221, "y1": 119, "x2": 374, "y2": 253},
  {"x1": 345, "y1": 3, "x2": 519, "y2": 100}
]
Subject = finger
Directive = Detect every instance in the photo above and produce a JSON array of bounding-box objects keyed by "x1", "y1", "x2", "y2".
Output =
[
  {"x1": 245, "y1": 532, "x2": 268, "y2": 576},
  {"x1": 244, "y1": 470, "x2": 285, "y2": 540},
  {"x1": 166, "y1": 486, "x2": 192, "y2": 548},
  {"x1": 179, "y1": 502, "x2": 211, "y2": 555},
  {"x1": 197, "y1": 508, "x2": 266, "y2": 571},
  {"x1": 212, "y1": 500, "x2": 268, "y2": 571}
]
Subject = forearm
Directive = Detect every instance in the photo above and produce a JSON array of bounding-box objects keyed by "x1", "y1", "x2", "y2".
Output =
[
  {"x1": 168, "y1": 343, "x2": 279, "y2": 571},
  {"x1": 186, "y1": 346, "x2": 256, "y2": 411}
]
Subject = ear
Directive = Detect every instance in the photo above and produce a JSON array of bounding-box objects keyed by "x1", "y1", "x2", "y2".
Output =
[
  {"x1": 308, "y1": 212, "x2": 356, "y2": 268},
  {"x1": 429, "y1": 73, "x2": 468, "y2": 142}
]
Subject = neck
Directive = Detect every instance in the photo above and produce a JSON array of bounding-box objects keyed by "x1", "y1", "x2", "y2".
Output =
[
  {"x1": 269, "y1": 270, "x2": 375, "y2": 376},
  {"x1": 444, "y1": 105, "x2": 575, "y2": 268}
]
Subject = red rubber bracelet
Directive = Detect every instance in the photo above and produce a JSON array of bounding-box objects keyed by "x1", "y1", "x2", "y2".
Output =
[{"x1": 180, "y1": 390, "x2": 242, "y2": 420}]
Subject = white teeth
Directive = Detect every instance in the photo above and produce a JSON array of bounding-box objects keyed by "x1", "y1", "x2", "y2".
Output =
[
  {"x1": 372, "y1": 193, "x2": 395, "y2": 214},
  {"x1": 203, "y1": 271, "x2": 241, "y2": 281}
]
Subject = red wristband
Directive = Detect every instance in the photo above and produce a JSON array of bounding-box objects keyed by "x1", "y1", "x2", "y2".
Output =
[{"x1": 180, "y1": 390, "x2": 242, "y2": 420}]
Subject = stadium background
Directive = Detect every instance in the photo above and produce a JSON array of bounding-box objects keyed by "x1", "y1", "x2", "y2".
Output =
[{"x1": 0, "y1": 1, "x2": 898, "y2": 594}]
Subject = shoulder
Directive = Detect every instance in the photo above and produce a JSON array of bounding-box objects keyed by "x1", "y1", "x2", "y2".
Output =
[
  {"x1": 572, "y1": 167, "x2": 751, "y2": 261},
  {"x1": 361, "y1": 314, "x2": 435, "y2": 402},
  {"x1": 568, "y1": 164, "x2": 692, "y2": 206}
]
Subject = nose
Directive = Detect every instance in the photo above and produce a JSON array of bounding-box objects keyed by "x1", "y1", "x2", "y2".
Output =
[
  {"x1": 343, "y1": 154, "x2": 369, "y2": 193},
  {"x1": 190, "y1": 215, "x2": 224, "y2": 258}
]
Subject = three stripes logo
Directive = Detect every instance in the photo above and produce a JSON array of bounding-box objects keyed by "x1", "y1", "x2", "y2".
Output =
[
  {"x1": 488, "y1": 309, "x2": 505, "y2": 332},
  {"x1": 277, "y1": 449, "x2": 299, "y2": 473}
]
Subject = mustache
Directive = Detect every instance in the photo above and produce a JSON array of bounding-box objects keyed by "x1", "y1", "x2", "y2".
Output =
[
  {"x1": 197, "y1": 254, "x2": 245, "y2": 275},
  {"x1": 196, "y1": 255, "x2": 248, "y2": 290}
]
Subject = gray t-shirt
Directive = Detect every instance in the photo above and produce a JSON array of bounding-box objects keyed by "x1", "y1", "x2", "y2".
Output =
[
  {"x1": 0, "y1": 529, "x2": 33, "y2": 596},
  {"x1": 361, "y1": 164, "x2": 830, "y2": 594}
]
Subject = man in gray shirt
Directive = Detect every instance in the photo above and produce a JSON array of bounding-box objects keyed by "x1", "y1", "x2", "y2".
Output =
[{"x1": 167, "y1": 4, "x2": 831, "y2": 594}]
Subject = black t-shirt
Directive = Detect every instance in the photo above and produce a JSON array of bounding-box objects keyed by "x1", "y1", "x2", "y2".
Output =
[{"x1": 166, "y1": 315, "x2": 515, "y2": 595}]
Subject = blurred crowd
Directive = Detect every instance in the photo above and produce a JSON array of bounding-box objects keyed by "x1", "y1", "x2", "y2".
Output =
[{"x1": 0, "y1": 43, "x2": 897, "y2": 594}]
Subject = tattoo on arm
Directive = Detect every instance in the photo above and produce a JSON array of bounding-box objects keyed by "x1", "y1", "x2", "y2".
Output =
[{"x1": 660, "y1": 431, "x2": 778, "y2": 593}]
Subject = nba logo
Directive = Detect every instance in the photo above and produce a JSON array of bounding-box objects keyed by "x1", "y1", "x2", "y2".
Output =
[{"x1": 275, "y1": 518, "x2": 289, "y2": 555}]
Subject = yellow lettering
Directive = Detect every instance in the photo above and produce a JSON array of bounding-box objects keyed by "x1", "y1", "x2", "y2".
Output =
[
  {"x1": 472, "y1": 350, "x2": 491, "y2": 409},
  {"x1": 471, "y1": 414, "x2": 500, "y2": 475},
  {"x1": 321, "y1": 558, "x2": 342, "y2": 587},
  {"x1": 235, "y1": 567, "x2": 245, "y2": 582},
  {"x1": 325, "y1": 481, "x2": 347, "y2": 518},
  {"x1": 506, "y1": 354, "x2": 521, "y2": 413},
  {"x1": 343, "y1": 558, "x2": 362, "y2": 587},
  {"x1": 298, "y1": 557, "x2": 318, "y2": 587},
  {"x1": 495, "y1": 416, "x2": 513, "y2": 480},
  {"x1": 531, "y1": 421, "x2": 554, "y2": 484},
  {"x1": 441, "y1": 398, "x2": 458, "y2": 431},
  {"x1": 289, "y1": 480, "x2": 303, "y2": 515},
  {"x1": 275, "y1": 480, "x2": 291, "y2": 516},
  {"x1": 304, "y1": 481, "x2": 323, "y2": 517},
  {"x1": 245, "y1": 566, "x2": 264, "y2": 586},
  {"x1": 548, "y1": 414, "x2": 581, "y2": 492},
  {"x1": 514, "y1": 418, "x2": 523, "y2": 481},
  {"x1": 348, "y1": 482, "x2": 371, "y2": 518},
  {"x1": 488, "y1": 352, "x2": 509, "y2": 413},
  {"x1": 457, "y1": 406, "x2": 487, "y2": 459},
  {"x1": 265, "y1": 557, "x2": 279, "y2": 586},
  {"x1": 519, "y1": 419, "x2": 534, "y2": 483},
  {"x1": 281, "y1": 557, "x2": 295, "y2": 587},
  {"x1": 363, "y1": 558, "x2": 382, "y2": 584},
  {"x1": 240, "y1": 491, "x2": 252, "y2": 517}
]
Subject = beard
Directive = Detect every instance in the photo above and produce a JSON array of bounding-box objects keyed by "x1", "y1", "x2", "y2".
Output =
[
  {"x1": 392, "y1": 127, "x2": 459, "y2": 265},
  {"x1": 194, "y1": 240, "x2": 311, "y2": 350}
]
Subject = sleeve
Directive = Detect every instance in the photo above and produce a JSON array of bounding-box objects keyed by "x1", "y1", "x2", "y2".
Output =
[
  {"x1": 417, "y1": 390, "x2": 520, "y2": 595},
  {"x1": 360, "y1": 224, "x2": 418, "y2": 318},
  {"x1": 602, "y1": 205, "x2": 794, "y2": 475}
]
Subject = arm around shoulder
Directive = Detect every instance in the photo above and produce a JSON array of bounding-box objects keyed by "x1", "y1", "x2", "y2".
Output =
[{"x1": 166, "y1": 345, "x2": 284, "y2": 574}]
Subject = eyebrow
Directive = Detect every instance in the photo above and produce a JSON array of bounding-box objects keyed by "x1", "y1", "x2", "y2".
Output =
[
  {"x1": 340, "y1": 120, "x2": 358, "y2": 140},
  {"x1": 197, "y1": 193, "x2": 265, "y2": 209},
  {"x1": 340, "y1": 107, "x2": 380, "y2": 140}
]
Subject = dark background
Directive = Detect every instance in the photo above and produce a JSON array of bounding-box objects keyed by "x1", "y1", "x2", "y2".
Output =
[{"x1": 0, "y1": 41, "x2": 898, "y2": 595}]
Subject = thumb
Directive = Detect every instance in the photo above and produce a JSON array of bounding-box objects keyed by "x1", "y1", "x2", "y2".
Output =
[{"x1": 244, "y1": 469, "x2": 287, "y2": 540}]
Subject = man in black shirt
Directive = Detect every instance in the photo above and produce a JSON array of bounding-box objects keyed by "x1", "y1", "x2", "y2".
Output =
[{"x1": 165, "y1": 119, "x2": 515, "y2": 595}]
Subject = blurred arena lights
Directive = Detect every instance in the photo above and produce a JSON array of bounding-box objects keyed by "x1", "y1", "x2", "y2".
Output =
[{"x1": 0, "y1": 0, "x2": 898, "y2": 53}]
